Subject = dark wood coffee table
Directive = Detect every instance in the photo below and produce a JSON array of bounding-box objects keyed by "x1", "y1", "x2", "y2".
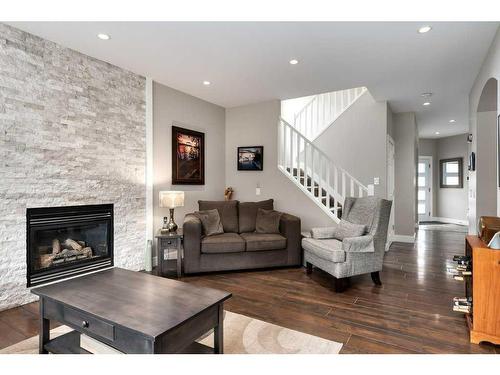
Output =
[{"x1": 31, "y1": 268, "x2": 231, "y2": 354}]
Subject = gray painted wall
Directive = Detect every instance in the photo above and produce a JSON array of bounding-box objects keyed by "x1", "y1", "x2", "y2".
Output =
[
  {"x1": 393, "y1": 112, "x2": 418, "y2": 237},
  {"x1": 436, "y1": 134, "x2": 469, "y2": 221},
  {"x1": 153, "y1": 82, "x2": 226, "y2": 232},
  {"x1": 312, "y1": 91, "x2": 389, "y2": 198},
  {"x1": 468, "y1": 27, "x2": 500, "y2": 233},
  {"x1": 225, "y1": 100, "x2": 333, "y2": 230},
  {"x1": 476, "y1": 111, "x2": 498, "y2": 219},
  {"x1": 0, "y1": 24, "x2": 146, "y2": 311}
]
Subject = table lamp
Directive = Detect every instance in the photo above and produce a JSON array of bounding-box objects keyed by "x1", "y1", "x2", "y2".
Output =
[{"x1": 159, "y1": 191, "x2": 184, "y2": 233}]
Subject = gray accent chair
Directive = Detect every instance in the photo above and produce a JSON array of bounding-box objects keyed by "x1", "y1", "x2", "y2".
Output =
[
  {"x1": 183, "y1": 199, "x2": 302, "y2": 274},
  {"x1": 302, "y1": 197, "x2": 392, "y2": 292}
]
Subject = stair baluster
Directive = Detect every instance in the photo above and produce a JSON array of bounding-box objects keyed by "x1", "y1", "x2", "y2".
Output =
[{"x1": 278, "y1": 118, "x2": 374, "y2": 223}]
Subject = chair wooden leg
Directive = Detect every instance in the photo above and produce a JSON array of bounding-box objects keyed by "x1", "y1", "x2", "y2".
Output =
[
  {"x1": 306, "y1": 262, "x2": 313, "y2": 274},
  {"x1": 371, "y1": 271, "x2": 382, "y2": 286},
  {"x1": 333, "y1": 277, "x2": 349, "y2": 293}
]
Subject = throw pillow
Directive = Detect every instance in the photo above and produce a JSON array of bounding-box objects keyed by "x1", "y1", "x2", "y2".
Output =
[
  {"x1": 255, "y1": 208, "x2": 282, "y2": 234},
  {"x1": 194, "y1": 209, "x2": 224, "y2": 237},
  {"x1": 332, "y1": 219, "x2": 367, "y2": 241},
  {"x1": 310, "y1": 227, "x2": 337, "y2": 239},
  {"x1": 238, "y1": 199, "x2": 274, "y2": 233}
]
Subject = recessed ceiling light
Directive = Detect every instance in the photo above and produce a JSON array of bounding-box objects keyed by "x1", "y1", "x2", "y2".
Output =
[
  {"x1": 203, "y1": 81, "x2": 211, "y2": 86},
  {"x1": 449, "y1": 119, "x2": 456, "y2": 123},
  {"x1": 289, "y1": 59, "x2": 299, "y2": 65},
  {"x1": 423, "y1": 102, "x2": 431, "y2": 106},
  {"x1": 435, "y1": 131, "x2": 440, "y2": 135},
  {"x1": 97, "y1": 33, "x2": 110, "y2": 40},
  {"x1": 418, "y1": 26, "x2": 432, "y2": 34}
]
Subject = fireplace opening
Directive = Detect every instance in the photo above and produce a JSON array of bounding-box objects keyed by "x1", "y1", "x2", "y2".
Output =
[{"x1": 27, "y1": 204, "x2": 113, "y2": 287}]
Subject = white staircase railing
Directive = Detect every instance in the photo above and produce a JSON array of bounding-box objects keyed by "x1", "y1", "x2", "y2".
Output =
[
  {"x1": 278, "y1": 117, "x2": 374, "y2": 222},
  {"x1": 293, "y1": 86, "x2": 367, "y2": 140}
]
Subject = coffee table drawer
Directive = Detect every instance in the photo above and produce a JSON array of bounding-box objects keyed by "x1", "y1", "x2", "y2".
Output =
[{"x1": 63, "y1": 306, "x2": 115, "y2": 341}]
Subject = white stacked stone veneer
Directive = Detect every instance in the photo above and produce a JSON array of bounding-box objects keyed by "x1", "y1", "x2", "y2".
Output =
[{"x1": 0, "y1": 24, "x2": 146, "y2": 310}]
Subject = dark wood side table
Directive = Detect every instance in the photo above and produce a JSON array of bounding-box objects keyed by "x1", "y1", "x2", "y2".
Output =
[
  {"x1": 155, "y1": 230, "x2": 183, "y2": 278},
  {"x1": 32, "y1": 268, "x2": 231, "y2": 354}
]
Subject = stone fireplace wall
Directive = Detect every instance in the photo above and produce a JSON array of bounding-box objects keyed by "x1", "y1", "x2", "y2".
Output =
[{"x1": 0, "y1": 24, "x2": 146, "y2": 310}]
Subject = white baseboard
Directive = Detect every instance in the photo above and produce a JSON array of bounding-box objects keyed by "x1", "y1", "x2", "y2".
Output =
[
  {"x1": 429, "y1": 216, "x2": 468, "y2": 226},
  {"x1": 388, "y1": 234, "x2": 415, "y2": 243}
]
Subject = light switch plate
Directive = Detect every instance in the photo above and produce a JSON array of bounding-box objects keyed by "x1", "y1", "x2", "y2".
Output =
[
  {"x1": 374, "y1": 177, "x2": 380, "y2": 185},
  {"x1": 256, "y1": 187, "x2": 261, "y2": 196}
]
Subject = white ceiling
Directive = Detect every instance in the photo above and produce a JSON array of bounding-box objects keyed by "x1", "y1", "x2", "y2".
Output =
[{"x1": 8, "y1": 22, "x2": 499, "y2": 138}]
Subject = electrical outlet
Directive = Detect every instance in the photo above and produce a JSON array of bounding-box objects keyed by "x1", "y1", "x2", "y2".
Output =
[
  {"x1": 374, "y1": 177, "x2": 380, "y2": 185},
  {"x1": 256, "y1": 187, "x2": 261, "y2": 196}
]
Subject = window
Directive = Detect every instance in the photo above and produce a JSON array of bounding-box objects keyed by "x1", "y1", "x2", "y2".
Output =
[{"x1": 440, "y1": 157, "x2": 463, "y2": 188}]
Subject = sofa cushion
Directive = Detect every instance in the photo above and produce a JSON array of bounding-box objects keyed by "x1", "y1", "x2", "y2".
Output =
[
  {"x1": 255, "y1": 208, "x2": 282, "y2": 234},
  {"x1": 238, "y1": 199, "x2": 274, "y2": 233},
  {"x1": 198, "y1": 200, "x2": 239, "y2": 233},
  {"x1": 201, "y1": 233, "x2": 245, "y2": 254},
  {"x1": 240, "y1": 233, "x2": 287, "y2": 252},
  {"x1": 194, "y1": 209, "x2": 224, "y2": 237},
  {"x1": 302, "y1": 238, "x2": 346, "y2": 263}
]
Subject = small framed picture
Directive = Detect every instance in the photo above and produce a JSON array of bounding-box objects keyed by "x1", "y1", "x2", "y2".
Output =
[{"x1": 237, "y1": 146, "x2": 264, "y2": 171}]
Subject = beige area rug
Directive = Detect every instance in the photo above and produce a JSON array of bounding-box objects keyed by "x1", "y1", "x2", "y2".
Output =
[{"x1": 0, "y1": 311, "x2": 342, "y2": 354}]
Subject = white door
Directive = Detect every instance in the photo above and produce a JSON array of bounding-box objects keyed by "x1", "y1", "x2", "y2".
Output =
[
  {"x1": 387, "y1": 136, "x2": 395, "y2": 241},
  {"x1": 418, "y1": 157, "x2": 432, "y2": 221}
]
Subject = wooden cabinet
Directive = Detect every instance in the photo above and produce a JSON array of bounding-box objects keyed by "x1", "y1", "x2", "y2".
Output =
[{"x1": 465, "y1": 236, "x2": 500, "y2": 345}]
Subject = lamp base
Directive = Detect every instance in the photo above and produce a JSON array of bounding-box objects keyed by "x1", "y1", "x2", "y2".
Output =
[{"x1": 161, "y1": 209, "x2": 178, "y2": 233}]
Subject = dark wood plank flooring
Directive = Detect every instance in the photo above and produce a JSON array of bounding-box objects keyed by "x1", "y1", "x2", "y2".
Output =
[{"x1": 0, "y1": 227, "x2": 498, "y2": 353}]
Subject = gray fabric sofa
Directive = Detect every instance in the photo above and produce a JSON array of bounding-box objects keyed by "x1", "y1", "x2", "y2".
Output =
[
  {"x1": 183, "y1": 199, "x2": 301, "y2": 274},
  {"x1": 302, "y1": 196, "x2": 392, "y2": 292}
]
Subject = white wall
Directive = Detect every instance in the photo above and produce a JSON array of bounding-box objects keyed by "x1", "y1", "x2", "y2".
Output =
[
  {"x1": 393, "y1": 112, "x2": 418, "y2": 238},
  {"x1": 468, "y1": 27, "x2": 500, "y2": 233},
  {"x1": 280, "y1": 95, "x2": 315, "y2": 125},
  {"x1": 153, "y1": 82, "x2": 226, "y2": 232},
  {"x1": 312, "y1": 91, "x2": 389, "y2": 198},
  {"x1": 225, "y1": 100, "x2": 333, "y2": 230}
]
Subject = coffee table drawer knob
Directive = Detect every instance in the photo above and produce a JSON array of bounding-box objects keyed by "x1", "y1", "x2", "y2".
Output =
[{"x1": 82, "y1": 320, "x2": 89, "y2": 328}]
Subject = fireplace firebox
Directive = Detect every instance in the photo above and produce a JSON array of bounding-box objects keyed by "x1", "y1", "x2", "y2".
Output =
[{"x1": 26, "y1": 204, "x2": 114, "y2": 287}]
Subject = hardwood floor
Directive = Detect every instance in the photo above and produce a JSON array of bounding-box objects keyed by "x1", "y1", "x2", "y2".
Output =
[{"x1": 0, "y1": 227, "x2": 498, "y2": 353}]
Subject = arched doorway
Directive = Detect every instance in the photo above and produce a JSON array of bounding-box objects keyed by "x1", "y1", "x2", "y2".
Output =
[{"x1": 475, "y1": 78, "x2": 498, "y2": 221}]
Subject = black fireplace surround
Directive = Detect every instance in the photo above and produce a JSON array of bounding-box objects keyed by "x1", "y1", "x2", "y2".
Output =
[{"x1": 27, "y1": 204, "x2": 114, "y2": 287}]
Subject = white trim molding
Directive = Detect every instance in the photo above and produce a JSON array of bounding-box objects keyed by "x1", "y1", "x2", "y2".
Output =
[{"x1": 428, "y1": 216, "x2": 468, "y2": 226}]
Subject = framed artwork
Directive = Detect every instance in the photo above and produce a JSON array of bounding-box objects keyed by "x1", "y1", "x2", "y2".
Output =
[
  {"x1": 237, "y1": 146, "x2": 264, "y2": 171},
  {"x1": 440, "y1": 157, "x2": 463, "y2": 188},
  {"x1": 172, "y1": 125, "x2": 204, "y2": 185}
]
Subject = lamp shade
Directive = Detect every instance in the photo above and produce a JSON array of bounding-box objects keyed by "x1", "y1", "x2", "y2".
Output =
[{"x1": 159, "y1": 191, "x2": 185, "y2": 208}]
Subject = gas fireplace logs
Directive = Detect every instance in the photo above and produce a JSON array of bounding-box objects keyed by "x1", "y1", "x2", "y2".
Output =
[{"x1": 39, "y1": 238, "x2": 93, "y2": 268}]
